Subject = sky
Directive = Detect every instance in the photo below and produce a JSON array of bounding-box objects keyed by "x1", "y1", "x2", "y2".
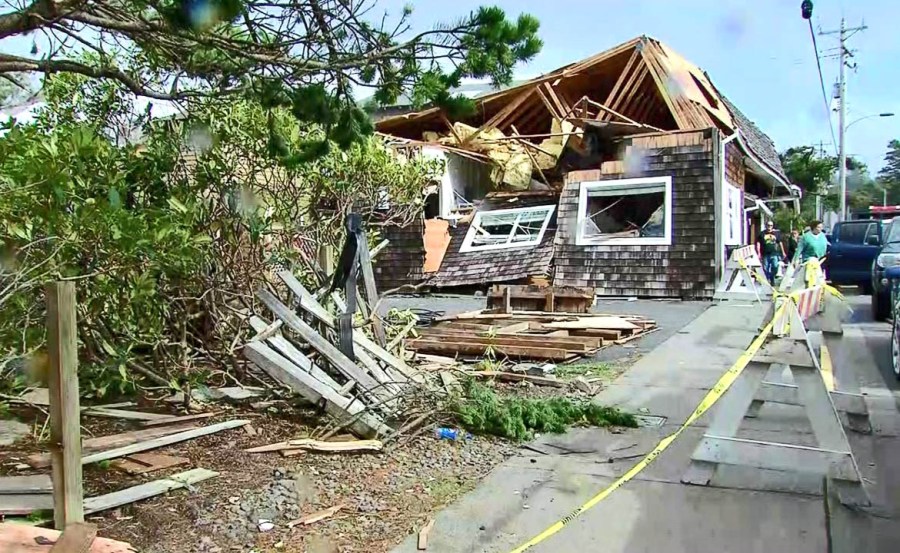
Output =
[
  {"x1": 383, "y1": 0, "x2": 900, "y2": 173},
  {"x1": 2, "y1": 0, "x2": 897, "y2": 172}
]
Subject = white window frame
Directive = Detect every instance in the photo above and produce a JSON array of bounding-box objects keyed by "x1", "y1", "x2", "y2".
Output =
[
  {"x1": 576, "y1": 176, "x2": 673, "y2": 246},
  {"x1": 459, "y1": 205, "x2": 555, "y2": 253}
]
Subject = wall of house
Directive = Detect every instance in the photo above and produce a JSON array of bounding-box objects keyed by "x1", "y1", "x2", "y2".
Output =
[
  {"x1": 554, "y1": 129, "x2": 718, "y2": 299},
  {"x1": 373, "y1": 219, "x2": 426, "y2": 291},
  {"x1": 724, "y1": 141, "x2": 746, "y2": 188}
]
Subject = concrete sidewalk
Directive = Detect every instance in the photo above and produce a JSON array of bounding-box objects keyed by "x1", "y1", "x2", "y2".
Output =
[{"x1": 391, "y1": 300, "x2": 900, "y2": 552}]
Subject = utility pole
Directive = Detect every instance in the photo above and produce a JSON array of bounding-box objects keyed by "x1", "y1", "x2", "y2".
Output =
[{"x1": 821, "y1": 18, "x2": 867, "y2": 221}]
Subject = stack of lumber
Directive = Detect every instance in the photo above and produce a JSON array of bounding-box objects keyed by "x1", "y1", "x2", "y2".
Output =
[
  {"x1": 244, "y1": 271, "x2": 419, "y2": 439},
  {"x1": 405, "y1": 310, "x2": 657, "y2": 362}
]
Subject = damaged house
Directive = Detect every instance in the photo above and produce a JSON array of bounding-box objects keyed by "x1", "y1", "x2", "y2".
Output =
[{"x1": 373, "y1": 36, "x2": 798, "y2": 299}]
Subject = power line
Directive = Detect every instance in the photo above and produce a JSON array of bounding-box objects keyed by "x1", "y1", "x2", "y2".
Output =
[{"x1": 807, "y1": 18, "x2": 838, "y2": 156}]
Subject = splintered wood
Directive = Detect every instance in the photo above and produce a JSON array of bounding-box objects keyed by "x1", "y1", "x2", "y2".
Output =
[
  {"x1": 405, "y1": 310, "x2": 657, "y2": 362},
  {"x1": 243, "y1": 271, "x2": 416, "y2": 440}
]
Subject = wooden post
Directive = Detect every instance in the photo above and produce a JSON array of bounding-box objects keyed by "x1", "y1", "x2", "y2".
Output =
[
  {"x1": 317, "y1": 244, "x2": 335, "y2": 279},
  {"x1": 46, "y1": 281, "x2": 84, "y2": 529},
  {"x1": 357, "y1": 232, "x2": 388, "y2": 347}
]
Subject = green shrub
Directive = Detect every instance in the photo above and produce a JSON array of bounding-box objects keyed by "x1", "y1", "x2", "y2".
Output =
[{"x1": 451, "y1": 380, "x2": 637, "y2": 441}]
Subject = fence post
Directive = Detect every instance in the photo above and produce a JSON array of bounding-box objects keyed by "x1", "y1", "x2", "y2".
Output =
[{"x1": 46, "y1": 281, "x2": 84, "y2": 528}]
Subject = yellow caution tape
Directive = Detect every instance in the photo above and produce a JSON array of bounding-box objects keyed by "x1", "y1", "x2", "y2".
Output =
[{"x1": 508, "y1": 304, "x2": 787, "y2": 553}]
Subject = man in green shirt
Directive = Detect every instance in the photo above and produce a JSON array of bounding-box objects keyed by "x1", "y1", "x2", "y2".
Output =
[
  {"x1": 757, "y1": 220, "x2": 786, "y2": 284},
  {"x1": 796, "y1": 220, "x2": 829, "y2": 262}
]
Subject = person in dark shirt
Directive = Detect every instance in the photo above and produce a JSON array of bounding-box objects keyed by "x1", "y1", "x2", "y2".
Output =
[
  {"x1": 785, "y1": 228, "x2": 800, "y2": 263},
  {"x1": 757, "y1": 220, "x2": 786, "y2": 284}
]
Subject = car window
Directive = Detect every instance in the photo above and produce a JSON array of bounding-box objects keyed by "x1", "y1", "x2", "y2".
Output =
[
  {"x1": 837, "y1": 222, "x2": 868, "y2": 244},
  {"x1": 864, "y1": 223, "x2": 879, "y2": 244},
  {"x1": 888, "y1": 219, "x2": 900, "y2": 243}
]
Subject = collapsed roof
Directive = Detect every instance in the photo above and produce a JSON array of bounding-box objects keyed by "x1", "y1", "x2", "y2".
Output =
[{"x1": 376, "y1": 35, "x2": 789, "y2": 190}]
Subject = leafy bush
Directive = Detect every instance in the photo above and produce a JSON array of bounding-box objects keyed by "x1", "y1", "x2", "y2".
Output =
[
  {"x1": 451, "y1": 380, "x2": 637, "y2": 441},
  {"x1": 1, "y1": 74, "x2": 441, "y2": 395}
]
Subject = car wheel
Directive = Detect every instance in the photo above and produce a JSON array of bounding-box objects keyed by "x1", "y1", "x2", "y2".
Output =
[
  {"x1": 893, "y1": 319, "x2": 900, "y2": 381},
  {"x1": 873, "y1": 292, "x2": 891, "y2": 321}
]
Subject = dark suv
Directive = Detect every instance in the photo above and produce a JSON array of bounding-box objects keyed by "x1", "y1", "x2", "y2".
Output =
[
  {"x1": 828, "y1": 219, "x2": 883, "y2": 292},
  {"x1": 872, "y1": 217, "x2": 900, "y2": 320}
]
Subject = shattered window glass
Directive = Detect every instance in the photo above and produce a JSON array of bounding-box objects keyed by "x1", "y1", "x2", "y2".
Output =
[
  {"x1": 462, "y1": 205, "x2": 555, "y2": 252},
  {"x1": 578, "y1": 178, "x2": 672, "y2": 245}
]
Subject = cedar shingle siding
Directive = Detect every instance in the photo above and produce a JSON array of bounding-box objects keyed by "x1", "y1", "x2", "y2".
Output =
[
  {"x1": 373, "y1": 220, "x2": 425, "y2": 291},
  {"x1": 430, "y1": 226, "x2": 555, "y2": 288},
  {"x1": 554, "y1": 130, "x2": 717, "y2": 299}
]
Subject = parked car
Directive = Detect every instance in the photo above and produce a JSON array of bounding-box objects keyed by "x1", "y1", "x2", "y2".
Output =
[
  {"x1": 886, "y1": 265, "x2": 900, "y2": 380},
  {"x1": 871, "y1": 217, "x2": 900, "y2": 320},
  {"x1": 827, "y1": 219, "x2": 883, "y2": 293}
]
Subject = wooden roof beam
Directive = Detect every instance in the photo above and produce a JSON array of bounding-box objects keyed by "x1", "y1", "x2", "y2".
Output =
[
  {"x1": 609, "y1": 63, "x2": 649, "y2": 120},
  {"x1": 462, "y1": 87, "x2": 536, "y2": 145},
  {"x1": 601, "y1": 47, "x2": 640, "y2": 119}
]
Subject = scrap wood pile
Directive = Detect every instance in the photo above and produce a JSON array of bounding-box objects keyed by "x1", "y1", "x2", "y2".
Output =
[
  {"x1": 243, "y1": 269, "x2": 424, "y2": 440},
  {"x1": 405, "y1": 309, "x2": 658, "y2": 363}
]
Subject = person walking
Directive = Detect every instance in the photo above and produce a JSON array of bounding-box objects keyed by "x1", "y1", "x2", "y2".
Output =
[
  {"x1": 785, "y1": 228, "x2": 800, "y2": 263},
  {"x1": 757, "y1": 220, "x2": 785, "y2": 284},
  {"x1": 796, "y1": 220, "x2": 829, "y2": 263}
]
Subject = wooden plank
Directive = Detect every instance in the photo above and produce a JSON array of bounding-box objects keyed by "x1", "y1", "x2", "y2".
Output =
[
  {"x1": 256, "y1": 287, "x2": 386, "y2": 396},
  {"x1": 249, "y1": 316, "x2": 344, "y2": 393},
  {"x1": 112, "y1": 453, "x2": 189, "y2": 475},
  {"x1": 406, "y1": 339, "x2": 573, "y2": 362},
  {"x1": 494, "y1": 322, "x2": 533, "y2": 334},
  {"x1": 0, "y1": 523, "x2": 135, "y2": 553},
  {"x1": 49, "y1": 522, "x2": 96, "y2": 553},
  {"x1": 570, "y1": 329, "x2": 621, "y2": 340},
  {"x1": 46, "y1": 281, "x2": 84, "y2": 529},
  {"x1": 0, "y1": 494, "x2": 53, "y2": 515},
  {"x1": 246, "y1": 438, "x2": 383, "y2": 453},
  {"x1": 243, "y1": 341, "x2": 388, "y2": 438},
  {"x1": 463, "y1": 88, "x2": 536, "y2": 144},
  {"x1": 83, "y1": 468, "x2": 218, "y2": 515},
  {"x1": 80, "y1": 420, "x2": 249, "y2": 466},
  {"x1": 139, "y1": 412, "x2": 218, "y2": 427},
  {"x1": 544, "y1": 317, "x2": 639, "y2": 331},
  {"x1": 357, "y1": 231, "x2": 387, "y2": 347},
  {"x1": 27, "y1": 425, "x2": 201, "y2": 469},
  {"x1": 602, "y1": 48, "x2": 640, "y2": 115},
  {"x1": 287, "y1": 504, "x2": 345, "y2": 527},
  {"x1": 81, "y1": 408, "x2": 170, "y2": 421},
  {"x1": 418, "y1": 518, "x2": 436, "y2": 550},
  {"x1": 614, "y1": 327, "x2": 660, "y2": 345},
  {"x1": 416, "y1": 330, "x2": 590, "y2": 352},
  {"x1": 469, "y1": 371, "x2": 568, "y2": 388},
  {"x1": 0, "y1": 475, "x2": 53, "y2": 494},
  {"x1": 278, "y1": 273, "x2": 416, "y2": 382}
]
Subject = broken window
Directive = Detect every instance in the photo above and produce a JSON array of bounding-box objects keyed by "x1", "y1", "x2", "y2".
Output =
[
  {"x1": 460, "y1": 205, "x2": 555, "y2": 252},
  {"x1": 576, "y1": 176, "x2": 673, "y2": 246}
]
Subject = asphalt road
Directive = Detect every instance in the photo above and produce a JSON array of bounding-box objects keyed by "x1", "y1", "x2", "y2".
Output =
[{"x1": 845, "y1": 291, "x2": 900, "y2": 391}]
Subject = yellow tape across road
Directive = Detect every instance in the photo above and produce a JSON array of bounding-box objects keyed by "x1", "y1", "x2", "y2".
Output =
[{"x1": 508, "y1": 304, "x2": 785, "y2": 553}]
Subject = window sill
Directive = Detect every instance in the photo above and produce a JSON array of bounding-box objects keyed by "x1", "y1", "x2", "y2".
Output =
[{"x1": 575, "y1": 237, "x2": 672, "y2": 247}]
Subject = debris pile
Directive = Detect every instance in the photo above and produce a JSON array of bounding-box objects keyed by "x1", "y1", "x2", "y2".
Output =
[
  {"x1": 405, "y1": 309, "x2": 658, "y2": 363},
  {"x1": 244, "y1": 269, "x2": 422, "y2": 439}
]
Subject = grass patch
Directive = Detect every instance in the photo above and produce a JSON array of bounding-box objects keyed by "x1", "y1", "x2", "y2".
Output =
[
  {"x1": 553, "y1": 360, "x2": 619, "y2": 380},
  {"x1": 451, "y1": 380, "x2": 637, "y2": 441}
]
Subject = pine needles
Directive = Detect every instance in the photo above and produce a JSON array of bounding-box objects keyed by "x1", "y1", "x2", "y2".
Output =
[{"x1": 450, "y1": 380, "x2": 637, "y2": 441}]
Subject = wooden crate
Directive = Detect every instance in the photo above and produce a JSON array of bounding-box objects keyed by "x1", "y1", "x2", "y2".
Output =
[{"x1": 486, "y1": 285, "x2": 595, "y2": 313}]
